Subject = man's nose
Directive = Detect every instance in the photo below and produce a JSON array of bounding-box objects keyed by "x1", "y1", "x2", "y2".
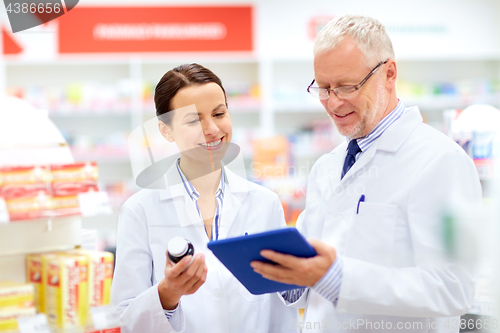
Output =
[{"x1": 326, "y1": 91, "x2": 345, "y2": 111}]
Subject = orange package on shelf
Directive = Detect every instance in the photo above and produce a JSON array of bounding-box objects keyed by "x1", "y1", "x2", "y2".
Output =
[
  {"x1": 252, "y1": 136, "x2": 290, "y2": 179},
  {"x1": 50, "y1": 162, "x2": 99, "y2": 197},
  {"x1": 2, "y1": 188, "x2": 51, "y2": 221},
  {"x1": 102, "y1": 328, "x2": 121, "y2": 333},
  {"x1": 0, "y1": 166, "x2": 51, "y2": 221},
  {"x1": 85, "y1": 328, "x2": 121, "y2": 333},
  {"x1": 0, "y1": 165, "x2": 50, "y2": 194},
  {"x1": 49, "y1": 162, "x2": 99, "y2": 217}
]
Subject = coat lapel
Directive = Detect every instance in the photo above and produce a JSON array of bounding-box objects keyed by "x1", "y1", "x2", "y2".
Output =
[
  {"x1": 159, "y1": 162, "x2": 251, "y2": 241},
  {"x1": 340, "y1": 106, "x2": 423, "y2": 182},
  {"x1": 218, "y1": 168, "x2": 248, "y2": 240},
  {"x1": 160, "y1": 162, "x2": 207, "y2": 240},
  {"x1": 327, "y1": 142, "x2": 348, "y2": 195}
]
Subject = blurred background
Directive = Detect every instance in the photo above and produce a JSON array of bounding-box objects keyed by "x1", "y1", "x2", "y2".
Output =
[{"x1": 1, "y1": 0, "x2": 500, "y2": 332}]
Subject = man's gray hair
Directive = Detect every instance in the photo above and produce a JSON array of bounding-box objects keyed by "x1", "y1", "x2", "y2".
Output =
[{"x1": 314, "y1": 15, "x2": 395, "y2": 67}]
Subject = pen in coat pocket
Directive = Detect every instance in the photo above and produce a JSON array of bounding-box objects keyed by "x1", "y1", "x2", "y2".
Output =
[{"x1": 357, "y1": 194, "x2": 365, "y2": 214}]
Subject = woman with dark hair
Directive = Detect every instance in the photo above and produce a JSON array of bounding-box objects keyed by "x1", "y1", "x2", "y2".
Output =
[{"x1": 111, "y1": 64, "x2": 298, "y2": 333}]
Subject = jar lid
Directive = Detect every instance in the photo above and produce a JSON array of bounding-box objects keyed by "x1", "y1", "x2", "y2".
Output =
[{"x1": 168, "y1": 237, "x2": 189, "y2": 257}]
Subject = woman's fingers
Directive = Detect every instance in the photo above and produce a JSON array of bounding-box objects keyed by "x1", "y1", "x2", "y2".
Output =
[
  {"x1": 183, "y1": 253, "x2": 207, "y2": 285},
  {"x1": 165, "y1": 252, "x2": 205, "y2": 289},
  {"x1": 186, "y1": 265, "x2": 208, "y2": 294}
]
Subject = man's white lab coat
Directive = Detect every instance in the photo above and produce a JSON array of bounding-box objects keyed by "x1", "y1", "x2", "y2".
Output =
[{"x1": 294, "y1": 107, "x2": 482, "y2": 333}]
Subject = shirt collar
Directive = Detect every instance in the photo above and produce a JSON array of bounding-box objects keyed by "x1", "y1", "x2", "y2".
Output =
[
  {"x1": 347, "y1": 100, "x2": 407, "y2": 153},
  {"x1": 175, "y1": 158, "x2": 226, "y2": 201}
]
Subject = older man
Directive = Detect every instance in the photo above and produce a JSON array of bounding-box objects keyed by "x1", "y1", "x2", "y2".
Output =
[{"x1": 251, "y1": 15, "x2": 482, "y2": 333}]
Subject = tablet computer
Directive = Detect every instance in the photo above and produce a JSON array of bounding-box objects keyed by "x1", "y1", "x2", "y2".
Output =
[{"x1": 207, "y1": 228, "x2": 316, "y2": 295}]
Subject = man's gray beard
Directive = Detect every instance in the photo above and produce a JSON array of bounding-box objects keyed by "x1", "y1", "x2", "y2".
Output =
[{"x1": 334, "y1": 83, "x2": 388, "y2": 139}]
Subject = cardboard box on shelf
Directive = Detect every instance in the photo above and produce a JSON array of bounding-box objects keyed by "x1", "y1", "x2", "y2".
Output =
[
  {"x1": 45, "y1": 253, "x2": 89, "y2": 329},
  {"x1": 0, "y1": 162, "x2": 101, "y2": 221},
  {"x1": 0, "y1": 281, "x2": 34, "y2": 310},
  {"x1": 68, "y1": 250, "x2": 114, "y2": 308},
  {"x1": 84, "y1": 327, "x2": 121, "y2": 333},
  {"x1": 49, "y1": 162, "x2": 99, "y2": 217},
  {"x1": 252, "y1": 136, "x2": 290, "y2": 180},
  {"x1": 4, "y1": 189, "x2": 51, "y2": 221},
  {"x1": 50, "y1": 162, "x2": 99, "y2": 197},
  {"x1": 0, "y1": 165, "x2": 50, "y2": 190},
  {"x1": 26, "y1": 252, "x2": 61, "y2": 313},
  {"x1": 0, "y1": 307, "x2": 36, "y2": 332}
]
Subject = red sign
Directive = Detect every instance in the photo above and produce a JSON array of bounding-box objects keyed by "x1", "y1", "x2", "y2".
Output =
[
  {"x1": 58, "y1": 6, "x2": 253, "y2": 53},
  {"x1": 2, "y1": 27, "x2": 22, "y2": 55},
  {"x1": 308, "y1": 15, "x2": 335, "y2": 41}
]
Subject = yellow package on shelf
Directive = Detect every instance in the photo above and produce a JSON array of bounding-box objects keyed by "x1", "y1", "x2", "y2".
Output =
[
  {"x1": 45, "y1": 253, "x2": 89, "y2": 329},
  {"x1": 0, "y1": 307, "x2": 36, "y2": 332},
  {"x1": 26, "y1": 252, "x2": 60, "y2": 313},
  {"x1": 0, "y1": 281, "x2": 34, "y2": 310},
  {"x1": 67, "y1": 250, "x2": 114, "y2": 307}
]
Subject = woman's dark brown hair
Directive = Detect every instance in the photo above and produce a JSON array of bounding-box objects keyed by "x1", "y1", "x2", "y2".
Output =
[{"x1": 155, "y1": 63, "x2": 227, "y2": 125}]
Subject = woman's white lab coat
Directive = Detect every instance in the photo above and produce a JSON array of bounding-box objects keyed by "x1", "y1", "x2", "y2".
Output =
[{"x1": 111, "y1": 162, "x2": 299, "y2": 333}]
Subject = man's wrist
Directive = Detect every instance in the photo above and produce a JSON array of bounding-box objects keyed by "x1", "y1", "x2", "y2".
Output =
[{"x1": 311, "y1": 256, "x2": 343, "y2": 305}]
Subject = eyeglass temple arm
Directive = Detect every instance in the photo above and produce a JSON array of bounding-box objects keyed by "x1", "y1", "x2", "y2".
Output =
[
  {"x1": 307, "y1": 79, "x2": 316, "y2": 92},
  {"x1": 354, "y1": 60, "x2": 389, "y2": 91}
]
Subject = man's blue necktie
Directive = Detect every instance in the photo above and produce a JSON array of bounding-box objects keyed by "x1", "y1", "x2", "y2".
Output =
[{"x1": 341, "y1": 139, "x2": 361, "y2": 179}]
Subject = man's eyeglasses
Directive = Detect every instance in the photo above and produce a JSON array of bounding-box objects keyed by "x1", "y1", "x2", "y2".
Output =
[{"x1": 307, "y1": 60, "x2": 388, "y2": 100}]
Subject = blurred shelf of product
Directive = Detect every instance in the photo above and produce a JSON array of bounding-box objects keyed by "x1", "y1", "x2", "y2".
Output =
[
  {"x1": 5, "y1": 51, "x2": 500, "y2": 235},
  {"x1": 248, "y1": 121, "x2": 344, "y2": 225},
  {"x1": 443, "y1": 104, "x2": 500, "y2": 323},
  {"x1": 0, "y1": 95, "x2": 122, "y2": 332},
  {"x1": 4, "y1": 59, "x2": 264, "y2": 218},
  {"x1": 0, "y1": 250, "x2": 120, "y2": 333},
  {"x1": 6, "y1": 83, "x2": 261, "y2": 117},
  {"x1": 11, "y1": 58, "x2": 500, "y2": 138},
  {"x1": 5, "y1": 58, "x2": 500, "y2": 187},
  {"x1": 445, "y1": 104, "x2": 500, "y2": 180}
]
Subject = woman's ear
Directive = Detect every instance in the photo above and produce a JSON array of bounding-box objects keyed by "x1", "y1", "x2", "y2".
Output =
[{"x1": 158, "y1": 121, "x2": 175, "y2": 143}]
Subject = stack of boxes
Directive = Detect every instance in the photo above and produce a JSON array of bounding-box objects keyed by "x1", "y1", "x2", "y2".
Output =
[
  {"x1": 0, "y1": 282, "x2": 36, "y2": 332},
  {"x1": 1, "y1": 162, "x2": 119, "y2": 331},
  {"x1": 0, "y1": 162, "x2": 99, "y2": 221},
  {"x1": 0, "y1": 165, "x2": 51, "y2": 221},
  {"x1": 26, "y1": 250, "x2": 115, "y2": 331}
]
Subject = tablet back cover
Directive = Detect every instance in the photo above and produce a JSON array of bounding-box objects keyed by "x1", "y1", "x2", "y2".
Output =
[{"x1": 207, "y1": 228, "x2": 316, "y2": 295}]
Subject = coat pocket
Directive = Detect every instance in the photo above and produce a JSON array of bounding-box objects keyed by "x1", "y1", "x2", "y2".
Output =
[{"x1": 344, "y1": 203, "x2": 399, "y2": 267}]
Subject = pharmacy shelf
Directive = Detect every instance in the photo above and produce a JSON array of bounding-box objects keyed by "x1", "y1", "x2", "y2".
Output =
[
  {"x1": 0, "y1": 216, "x2": 82, "y2": 283},
  {"x1": 4, "y1": 55, "x2": 500, "y2": 241},
  {"x1": 0, "y1": 217, "x2": 81, "y2": 257}
]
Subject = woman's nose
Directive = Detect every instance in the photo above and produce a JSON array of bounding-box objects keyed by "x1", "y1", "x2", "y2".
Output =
[{"x1": 203, "y1": 118, "x2": 219, "y2": 136}]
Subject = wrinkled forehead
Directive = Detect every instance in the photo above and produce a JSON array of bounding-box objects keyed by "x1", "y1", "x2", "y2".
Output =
[{"x1": 313, "y1": 44, "x2": 368, "y2": 85}]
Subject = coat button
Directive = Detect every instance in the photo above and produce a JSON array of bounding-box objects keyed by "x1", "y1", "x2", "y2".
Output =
[{"x1": 214, "y1": 289, "x2": 223, "y2": 298}]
